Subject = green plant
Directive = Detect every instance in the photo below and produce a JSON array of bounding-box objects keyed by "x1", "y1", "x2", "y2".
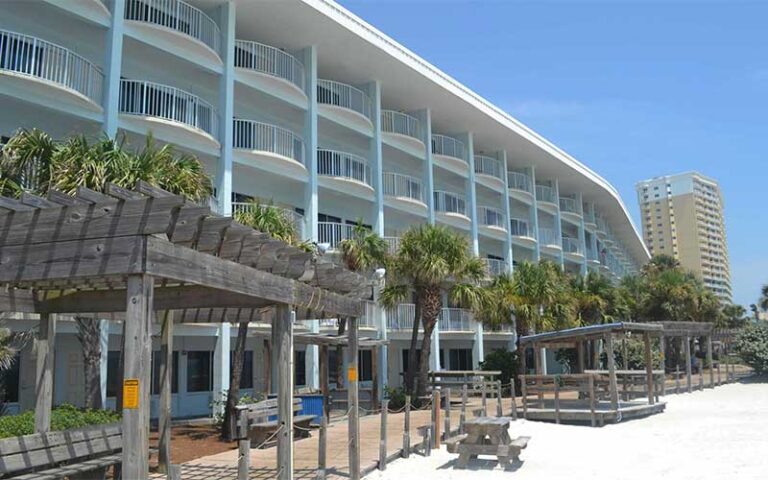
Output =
[
  {"x1": 735, "y1": 322, "x2": 768, "y2": 373},
  {"x1": 0, "y1": 404, "x2": 121, "y2": 439},
  {"x1": 385, "y1": 386, "x2": 407, "y2": 411},
  {"x1": 479, "y1": 349, "x2": 518, "y2": 386}
]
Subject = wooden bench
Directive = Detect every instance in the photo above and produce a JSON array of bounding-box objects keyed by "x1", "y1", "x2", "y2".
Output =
[
  {"x1": 0, "y1": 423, "x2": 121, "y2": 479},
  {"x1": 240, "y1": 398, "x2": 315, "y2": 448},
  {"x1": 444, "y1": 433, "x2": 468, "y2": 454}
]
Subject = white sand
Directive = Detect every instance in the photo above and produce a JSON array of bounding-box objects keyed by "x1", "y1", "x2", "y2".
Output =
[{"x1": 366, "y1": 380, "x2": 768, "y2": 480}]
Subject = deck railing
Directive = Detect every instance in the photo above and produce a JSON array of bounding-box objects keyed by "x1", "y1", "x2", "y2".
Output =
[
  {"x1": 478, "y1": 206, "x2": 506, "y2": 229},
  {"x1": 124, "y1": 0, "x2": 220, "y2": 54},
  {"x1": 535, "y1": 184, "x2": 556, "y2": 204},
  {"x1": 232, "y1": 119, "x2": 304, "y2": 165},
  {"x1": 387, "y1": 303, "x2": 417, "y2": 330},
  {"x1": 433, "y1": 190, "x2": 467, "y2": 216},
  {"x1": 508, "y1": 172, "x2": 531, "y2": 193},
  {"x1": 317, "y1": 149, "x2": 371, "y2": 186},
  {"x1": 317, "y1": 79, "x2": 373, "y2": 121},
  {"x1": 234, "y1": 39, "x2": 304, "y2": 91},
  {"x1": 538, "y1": 227, "x2": 560, "y2": 247},
  {"x1": 559, "y1": 197, "x2": 579, "y2": 214},
  {"x1": 0, "y1": 29, "x2": 104, "y2": 103},
  {"x1": 119, "y1": 79, "x2": 218, "y2": 136},
  {"x1": 317, "y1": 221, "x2": 354, "y2": 249},
  {"x1": 382, "y1": 172, "x2": 424, "y2": 203},
  {"x1": 431, "y1": 134, "x2": 466, "y2": 161},
  {"x1": 510, "y1": 218, "x2": 531, "y2": 237},
  {"x1": 483, "y1": 258, "x2": 508, "y2": 277},
  {"x1": 562, "y1": 237, "x2": 583, "y2": 255},
  {"x1": 381, "y1": 110, "x2": 422, "y2": 140},
  {"x1": 474, "y1": 155, "x2": 504, "y2": 181},
  {"x1": 438, "y1": 308, "x2": 473, "y2": 332}
]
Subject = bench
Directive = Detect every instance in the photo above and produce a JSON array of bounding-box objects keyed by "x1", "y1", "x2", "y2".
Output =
[
  {"x1": 240, "y1": 398, "x2": 315, "y2": 448},
  {"x1": 0, "y1": 423, "x2": 121, "y2": 479},
  {"x1": 444, "y1": 433, "x2": 468, "y2": 454}
]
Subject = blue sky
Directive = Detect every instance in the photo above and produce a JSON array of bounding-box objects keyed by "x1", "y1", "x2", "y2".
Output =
[{"x1": 340, "y1": 0, "x2": 767, "y2": 308}]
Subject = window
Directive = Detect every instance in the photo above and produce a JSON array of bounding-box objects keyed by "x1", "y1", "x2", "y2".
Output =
[
  {"x1": 0, "y1": 353, "x2": 20, "y2": 403},
  {"x1": 106, "y1": 351, "x2": 121, "y2": 397},
  {"x1": 358, "y1": 350, "x2": 373, "y2": 382},
  {"x1": 187, "y1": 351, "x2": 213, "y2": 392},
  {"x1": 328, "y1": 349, "x2": 339, "y2": 384},
  {"x1": 229, "y1": 351, "x2": 253, "y2": 389},
  {"x1": 151, "y1": 351, "x2": 179, "y2": 394},
  {"x1": 295, "y1": 351, "x2": 306, "y2": 386},
  {"x1": 318, "y1": 213, "x2": 341, "y2": 223},
  {"x1": 448, "y1": 349, "x2": 473, "y2": 371}
]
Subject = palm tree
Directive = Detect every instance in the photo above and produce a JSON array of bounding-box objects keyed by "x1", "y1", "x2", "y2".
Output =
[
  {"x1": 721, "y1": 304, "x2": 747, "y2": 329},
  {"x1": 759, "y1": 284, "x2": 768, "y2": 312},
  {"x1": 503, "y1": 261, "x2": 575, "y2": 336},
  {"x1": 570, "y1": 271, "x2": 627, "y2": 326},
  {"x1": 379, "y1": 225, "x2": 486, "y2": 397},
  {"x1": 337, "y1": 221, "x2": 388, "y2": 273},
  {"x1": 1, "y1": 129, "x2": 212, "y2": 409}
]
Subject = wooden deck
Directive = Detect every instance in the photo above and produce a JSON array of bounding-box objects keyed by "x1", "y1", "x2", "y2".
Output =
[{"x1": 522, "y1": 398, "x2": 667, "y2": 426}]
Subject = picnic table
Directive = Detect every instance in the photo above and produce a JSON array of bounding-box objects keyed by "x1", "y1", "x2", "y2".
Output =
[{"x1": 447, "y1": 416, "x2": 530, "y2": 469}]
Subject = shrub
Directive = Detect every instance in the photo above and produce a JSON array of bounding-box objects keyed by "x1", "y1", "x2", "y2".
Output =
[
  {"x1": 385, "y1": 386, "x2": 407, "y2": 411},
  {"x1": 735, "y1": 322, "x2": 768, "y2": 373},
  {"x1": 0, "y1": 404, "x2": 121, "y2": 439},
  {"x1": 479, "y1": 348, "x2": 518, "y2": 386}
]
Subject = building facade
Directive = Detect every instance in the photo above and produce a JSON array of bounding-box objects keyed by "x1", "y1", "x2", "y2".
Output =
[
  {"x1": 635, "y1": 172, "x2": 731, "y2": 301},
  {"x1": 0, "y1": 0, "x2": 648, "y2": 418}
]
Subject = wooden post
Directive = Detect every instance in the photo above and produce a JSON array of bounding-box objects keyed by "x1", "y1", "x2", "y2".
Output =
[
  {"x1": 509, "y1": 376, "x2": 518, "y2": 420},
  {"x1": 697, "y1": 338, "x2": 704, "y2": 391},
  {"x1": 684, "y1": 336, "x2": 692, "y2": 393},
  {"x1": 378, "y1": 399, "x2": 388, "y2": 470},
  {"x1": 372, "y1": 346, "x2": 380, "y2": 411},
  {"x1": 348, "y1": 316, "x2": 360, "y2": 480},
  {"x1": 317, "y1": 415, "x2": 327, "y2": 480},
  {"x1": 592, "y1": 339, "x2": 601, "y2": 369},
  {"x1": 158, "y1": 310, "x2": 173, "y2": 474},
  {"x1": 319, "y1": 345, "x2": 329, "y2": 418},
  {"x1": 460, "y1": 385, "x2": 467, "y2": 434},
  {"x1": 521, "y1": 375, "x2": 528, "y2": 419},
  {"x1": 533, "y1": 343, "x2": 544, "y2": 408},
  {"x1": 263, "y1": 338, "x2": 272, "y2": 396},
  {"x1": 520, "y1": 344, "x2": 528, "y2": 375},
  {"x1": 643, "y1": 333, "x2": 654, "y2": 405},
  {"x1": 604, "y1": 333, "x2": 619, "y2": 412},
  {"x1": 237, "y1": 407, "x2": 250, "y2": 480},
  {"x1": 481, "y1": 381, "x2": 487, "y2": 414},
  {"x1": 717, "y1": 353, "x2": 722, "y2": 386},
  {"x1": 577, "y1": 340, "x2": 586, "y2": 373},
  {"x1": 275, "y1": 306, "x2": 294, "y2": 480},
  {"x1": 34, "y1": 313, "x2": 56, "y2": 433},
  {"x1": 723, "y1": 341, "x2": 730, "y2": 382},
  {"x1": 553, "y1": 381, "x2": 561, "y2": 424},
  {"x1": 431, "y1": 389, "x2": 441, "y2": 449},
  {"x1": 122, "y1": 274, "x2": 153, "y2": 480},
  {"x1": 706, "y1": 336, "x2": 714, "y2": 388},
  {"x1": 495, "y1": 380, "x2": 502, "y2": 417},
  {"x1": 660, "y1": 335, "x2": 667, "y2": 396},
  {"x1": 402, "y1": 395, "x2": 411, "y2": 458},
  {"x1": 424, "y1": 427, "x2": 431, "y2": 457},
  {"x1": 443, "y1": 388, "x2": 451, "y2": 439},
  {"x1": 588, "y1": 375, "x2": 596, "y2": 428},
  {"x1": 675, "y1": 365, "x2": 681, "y2": 394}
]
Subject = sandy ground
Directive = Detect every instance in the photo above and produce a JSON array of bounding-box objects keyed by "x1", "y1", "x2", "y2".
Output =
[{"x1": 366, "y1": 377, "x2": 768, "y2": 480}]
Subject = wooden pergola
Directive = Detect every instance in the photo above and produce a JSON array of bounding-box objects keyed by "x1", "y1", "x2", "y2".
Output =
[
  {"x1": 518, "y1": 323, "x2": 666, "y2": 425},
  {"x1": 0, "y1": 182, "x2": 370, "y2": 480},
  {"x1": 660, "y1": 321, "x2": 715, "y2": 392}
]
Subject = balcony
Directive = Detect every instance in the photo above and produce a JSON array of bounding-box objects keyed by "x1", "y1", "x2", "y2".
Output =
[
  {"x1": 381, "y1": 110, "x2": 424, "y2": 155},
  {"x1": 434, "y1": 190, "x2": 469, "y2": 228},
  {"x1": 510, "y1": 218, "x2": 536, "y2": 248},
  {"x1": 474, "y1": 155, "x2": 505, "y2": 190},
  {"x1": 431, "y1": 134, "x2": 468, "y2": 175},
  {"x1": 317, "y1": 149, "x2": 373, "y2": 198},
  {"x1": 124, "y1": 0, "x2": 222, "y2": 68},
  {"x1": 587, "y1": 246, "x2": 599, "y2": 263},
  {"x1": 118, "y1": 79, "x2": 219, "y2": 152},
  {"x1": 317, "y1": 79, "x2": 373, "y2": 133},
  {"x1": 535, "y1": 185, "x2": 557, "y2": 210},
  {"x1": 234, "y1": 39, "x2": 306, "y2": 105},
  {"x1": 478, "y1": 206, "x2": 507, "y2": 238},
  {"x1": 317, "y1": 221, "x2": 354, "y2": 249},
  {"x1": 583, "y1": 209, "x2": 597, "y2": 227},
  {"x1": 559, "y1": 197, "x2": 582, "y2": 222},
  {"x1": 508, "y1": 171, "x2": 533, "y2": 204},
  {"x1": 232, "y1": 119, "x2": 306, "y2": 179},
  {"x1": 562, "y1": 237, "x2": 584, "y2": 258},
  {"x1": 538, "y1": 227, "x2": 561, "y2": 250},
  {"x1": 483, "y1": 258, "x2": 508, "y2": 277},
  {"x1": 387, "y1": 303, "x2": 417, "y2": 331},
  {"x1": 438, "y1": 308, "x2": 474, "y2": 332},
  {"x1": 0, "y1": 30, "x2": 104, "y2": 116},
  {"x1": 231, "y1": 202, "x2": 305, "y2": 238},
  {"x1": 382, "y1": 172, "x2": 427, "y2": 215}
]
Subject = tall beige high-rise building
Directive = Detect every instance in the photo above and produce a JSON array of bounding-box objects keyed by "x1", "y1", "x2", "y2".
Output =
[{"x1": 635, "y1": 172, "x2": 731, "y2": 301}]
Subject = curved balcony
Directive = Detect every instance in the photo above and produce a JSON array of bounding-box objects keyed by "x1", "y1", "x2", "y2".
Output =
[
  {"x1": 317, "y1": 79, "x2": 373, "y2": 133},
  {"x1": 434, "y1": 190, "x2": 469, "y2": 228},
  {"x1": 508, "y1": 171, "x2": 533, "y2": 204},
  {"x1": 478, "y1": 206, "x2": 507, "y2": 238},
  {"x1": 483, "y1": 258, "x2": 508, "y2": 277},
  {"x1": 383, "y1": 172, "x2": 427, "y2": 215},
  {"x1": 118, "y1": 79, "x2": 219, "y2": 152},
  {"x1": 317, "y1": 149, "x2": 373, "y2": 198},
  {"x1": 559, "y1": 196, "x2": 582, "y2": 223},
  {"x1": 510, "y1": 218, "x2": 536, "y2": 248},
  {"x1": 387, "y1": 303, "x2": 418, "y2": 331},
  {"x1": 0, "y1": 30, "x2": 104, "y2": 116},
  {"x1": 438, "y1": 308, "x2": 474, "y2": 332},
  {"x1": 474, "y1": 155, "x2": 505, "y2": 191},
  {"x1": 583, "y1": 209, "x2": 597, "y2": 228},
  {"x1": 381, "y1": 110, "x2": 424, "y2": 155},
  {"x1": 232, "y1": 119, "x2": 307, "y2": 180},
  {"x1": 317, "y1": 221, "x2": 354, "y2": 249},
  {"x1": 124, "y1": 0, "x2": 222, "y2": 67},
  {"x1": 234, "y1": 39, "x2": 306, "y2": 105},
  {"x1": 562, "y1": 237, "x2": 584, "y2": 259},
  {"x1": 538, "y1": 227, "x2": 561, "y2": 250},
  {"x1": 431, "y1": 134, "x2": 468, "y2": 175}
]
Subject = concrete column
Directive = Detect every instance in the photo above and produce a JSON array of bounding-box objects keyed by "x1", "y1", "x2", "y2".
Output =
[
  {"x1": 553, "y1": 179, "x2": 564, "y2": 267},
  {"x1": 103, "y1": 0, "x2": 125, "y2": 136},
  {"x1": 301, "y1": 46, "x2": 319, "y2": 241},
  {"x1": 99, "y1": 319, "x2": 109, "y2": 408},
  {"x1": 367, "y1": 81, "x2": 384, "y2": 236},
  {"x1": 415, "y1": 109, "x2": 435, "y2": 224},
  {"x1": 306, "y1": 320, "x2": 320, "y2": 390},
  {"x1": 215, "y1": 1, "x2": 236, "y2": 216},
  {"x1": 576, "y1": 192, "x2": 588, "y2": 276},
  {"x1": 500, "y1": 151, "x2": 514, "y2": 274},
  {"x1": 472, "y1": 319, "x2": 485, "y2": 369},
  {"x1": 529, "y1": 166, "x2": 541, "y2": 261},
  {"x1": 461, "y1": 133, "x2": 479, "y2": 256},
  {"x1": 212, "y1": 323, "x2": 231, "y2": 416}
]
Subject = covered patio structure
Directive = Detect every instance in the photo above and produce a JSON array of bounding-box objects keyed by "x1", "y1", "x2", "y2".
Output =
[
  {"x1": 518, "y1": 323, "x2": 666, "y2": 426},
  {"x1": 0, "y1": 182, "x2": 370, "y2": 479},
  {"x1": 660, "y1": 321, "x2": 716, "y2": 393}
]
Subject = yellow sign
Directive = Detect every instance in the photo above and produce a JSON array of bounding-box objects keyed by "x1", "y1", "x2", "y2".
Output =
[
  {"x1": 123, "y1": 379, "x2": 140, "y2": 409},
  {"x1": 347, "y1": 366, "x2": 358, "y2": 383}
]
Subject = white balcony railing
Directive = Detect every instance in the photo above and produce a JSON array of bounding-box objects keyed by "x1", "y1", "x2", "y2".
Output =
[
  {"x1": 562, "y1": 237, "x2": 583, "y2": 255},
  {"x1": 124, "y1": 0, "x2": 220, "y2": 54},
  {"x1": 538, "y1": 227, "x2": 560, "y2": 247},
  {"x1": 483, "y1": 258, "x2": 508, "y2": 277},
  {"x1": 317, "y1": 79, "x2": 373, "y2": 121},
  {"x1": 431, "y1": 134, "x2": 466, "y2": 161},
  {"x1": 382, "y1": 172, "x2": 424, "y2": 203},
  {"x1": 508, "y1": 172, "x2": 531, "y2": 193},
  {"x1": 383, "y1": 236, "x2": 401, "y2": 254},
  {"x1": 317, "y1": 149, "x2": 371, "y2": 186},
  {"x1": 433, "y1": 190, "x2": 467, "y2": 216},
  {"x1": 587, "y1": 246, "x2": 598, "y2": 261},
  {"x1": 583, "y1": 209, "x2": 596, "y2": 224},
  {"x1": 317, "y1": 221, "x2": 354, "y2": 249},
  {"x1": 510, "y1": 218, "x2": 531, "y2": 237},
  {"x1": 232, "y1": 119, "x2": 304, "y2": 165},
  {"x1": 474, "y1": 155, "x2": 504, "y2": 181},
  {"x1": 119, "y1": 79, "x2": 218, "y2": 136},
  {"x1": 387, "y1": 303, "x2": 417, "y2": 330},
  {"x1": 0, "y1": 29, "x2": 104, "y2": 103},
  {"x1": 559, "y1": 197, "x2": 579, "y2": 214},
  {"x1": 381, "y1": 110, "x2": 422, "y2": 140},
  {"x1": 438, "y1": 308, "x2": 473, "y2": 332},
  {"x1": 535, "y1": 184, "x2": 556, "y2": 204},
  {"x1": 234, "y1": 39, "x2": 304, "y2": 91},
  {"x1": 478, "y1": 206, "x2": 506, "y2": 230},
  {"x1": 596, "y1": 217, "x2": 608, "y2": 233},
  {"x1": 231, "y1": 202, "x2": 304, "y2": 238}
]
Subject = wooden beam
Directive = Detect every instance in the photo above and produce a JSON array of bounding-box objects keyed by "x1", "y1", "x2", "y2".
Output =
[
  {"x1": 0, "y1": 289, "x2": 36, "y2": 312},
  {"x1": 604, "y1": 333, "x2": 619, "y2": 411},
  {"x1": 158, "y1": 310, "x2": 173, "y2": 474},
  {"x1": 275, "y1": 305, "x2": 293, "y2": 480},
  {"x1": 34, "y1": 313, "x2": 56, "y2": 433},
  {"x1": 122, "y1": 274, "x2": 154, "y2": 480},
  {"x1": 348, "y1": 317, "x2": 360, "y2": 480}
]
